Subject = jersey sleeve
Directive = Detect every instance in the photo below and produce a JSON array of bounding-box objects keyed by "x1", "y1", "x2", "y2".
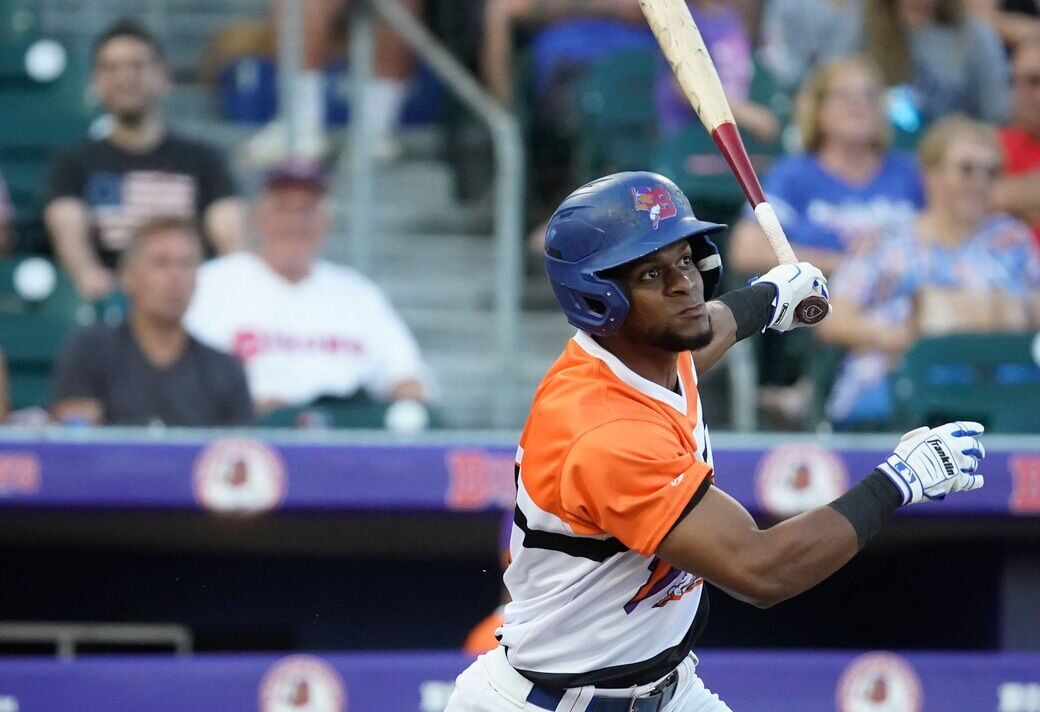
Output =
[{"x1": 560, "y1": 420, "x2": 713, "y2": 557}]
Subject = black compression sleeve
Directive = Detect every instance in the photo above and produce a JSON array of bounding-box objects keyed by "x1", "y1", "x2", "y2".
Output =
[
  {"x1": 828, "y1": 470, "x2": 903, "y2": 550},
  {"x1": 715, "y1": 283, "x2": 776, "y2": 341}
]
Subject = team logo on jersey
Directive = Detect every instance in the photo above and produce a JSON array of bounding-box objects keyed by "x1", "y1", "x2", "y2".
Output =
[
  {"x1": 193, "y1": 438, "x2": 288, "y2": 514},
  {"x1": 259, "y1": 654, "x2": 347, "y2": 711},
  {"x1": 631, "y1": 187, "x2": 677, "y2": 230},
  {"x1": 836, "y1": 652, "x2": 922, "y2": 712},
  {"x1": 625, "y1": 558, "x2": 702, "y2": 613},
  {"x1": 755, "y1": 443, "x2": 848, "y2": 519}
]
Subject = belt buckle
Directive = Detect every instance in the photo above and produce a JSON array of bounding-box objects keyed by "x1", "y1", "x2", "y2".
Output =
[
  {"x1": 626, "y1": 690, "x2": 662, "y2": 712},
  {"x1": 642, "y1": 670, "x2": 678, "y2": 712}
]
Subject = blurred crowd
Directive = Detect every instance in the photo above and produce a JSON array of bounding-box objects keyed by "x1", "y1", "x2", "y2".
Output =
[
  {"x1": 0, "y1": 0, "x2": 1038, "y2": 433},
  {"x1": 0, "y1": 17, "x2": 431, "y2": 431}
]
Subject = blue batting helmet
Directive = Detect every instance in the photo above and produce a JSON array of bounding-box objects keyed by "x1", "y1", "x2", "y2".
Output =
[{"x1": 544, "y1": 171, "x2": 725, "y2": 335}]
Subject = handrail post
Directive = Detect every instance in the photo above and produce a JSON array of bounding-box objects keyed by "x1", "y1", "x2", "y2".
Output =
[
  {"x1": 348, "y1": 2, "x2": 376, "y2": 275},
  {"x1": 277, "y1": 0, "x2": 305, "y2": 156},
  {"x1": 362, "y1": 0, "x2": 525, "y2": 428}
]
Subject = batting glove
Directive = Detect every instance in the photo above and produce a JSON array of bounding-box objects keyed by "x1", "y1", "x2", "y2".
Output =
[
  {"x1": 877, "y1": 422, "x2": 986, "y2": 505},
  {"x1": 750, "y1": 262, "x2": 830, "y2": 332}
]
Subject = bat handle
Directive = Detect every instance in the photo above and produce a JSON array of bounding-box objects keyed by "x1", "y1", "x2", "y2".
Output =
[{"x1": 753, "y1": 203, "x2": 830, "y2": 326}]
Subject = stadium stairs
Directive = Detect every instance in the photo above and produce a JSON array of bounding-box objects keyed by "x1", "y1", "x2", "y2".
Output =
[{"x1": 37, "y1": 0, "x2": 573, "y2": 430}]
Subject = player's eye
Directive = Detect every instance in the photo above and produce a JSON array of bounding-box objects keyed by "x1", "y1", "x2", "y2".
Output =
[
  {"x1": 640, "y1": 268, "x2": 660, "y2": 282},
  {"x1": 678, "y1": 254, "x2": 694, "y2": 268}
]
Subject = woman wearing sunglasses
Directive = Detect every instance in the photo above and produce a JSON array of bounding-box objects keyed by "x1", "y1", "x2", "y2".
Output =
[{"x1": 819, "y1": 115, "x2": 1040, "y2": 428}]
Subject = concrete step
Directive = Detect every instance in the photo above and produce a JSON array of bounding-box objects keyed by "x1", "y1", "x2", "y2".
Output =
[
  {"x1": 323, "y1": 232, "x2": 494, "y2": 268},
  {"x1": 401, "y1": 307, "x2": 572, "y2": 351},
  {"x1": 377, "y1": 275, "x2": 495, "y2": 310}
]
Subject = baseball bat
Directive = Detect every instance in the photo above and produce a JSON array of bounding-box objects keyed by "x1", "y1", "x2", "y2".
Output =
[{"x1": 638, "y1": 0, "x2": 829, "y2": 325}]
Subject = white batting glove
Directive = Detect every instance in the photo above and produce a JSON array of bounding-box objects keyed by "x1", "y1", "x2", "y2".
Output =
[
  {"x1": 750, "y1": 262, "x2": 830, "y2": 332},
  {"x1": 877, "y1": 422, "x2": 986, "y2": 505}
]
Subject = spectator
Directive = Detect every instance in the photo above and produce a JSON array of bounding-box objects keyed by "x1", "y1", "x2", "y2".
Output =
[
  {"x1": 246, "y1": 0, "x2": 424, "y2": 164},
  {"x1": 730, "y1": 56, "x2": 923, "y2": 276},
  {"x1": 51, "y1": 217, "x2": 252, "y2": 427},
  {"x1": 481, "y1": 0, "x2": 650, "y2": 108},
  {"x1": 758, "y1": 0, "x2": 863, "y2": 93},
  {"x1": 655, "y1": 0, "x2": 779, "y2": 142},
  {"x1": 184, "y1": 159, "x2": 429, "y2": 419},
  {"x1": 968, "y1": 0, "x2": 1040, "y2": 51},
  {"x1": 994, "y1": 38, "x2": 1040, "y2": 249},
  {"x1": 45, "y1": 19, "x2": 246, "y2": 301},
  {"x1": 0, "y1": 168, "x2": 12, "y2": 257},
  {"x1": 818, "y1": 116, "x2": 1040, "y2": 428},
  {"x1": 862, "y1": 0, "x2": 1011, "y2": 124}
]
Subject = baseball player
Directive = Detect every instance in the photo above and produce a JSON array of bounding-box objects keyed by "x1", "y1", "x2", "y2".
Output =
[{"x1": 446, "y1": 172, "x2": 987, "y2": 712}]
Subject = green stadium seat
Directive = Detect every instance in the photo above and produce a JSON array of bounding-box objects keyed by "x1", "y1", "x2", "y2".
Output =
[
  {"x1": 257, "y1": 393, "x2": 444, "y2": 430},
  {"x1": 652, "y1": 124, "x2": 781, "y2": 224},
  {"x1": 0, "y1": 257, "x2": 82, "y2": 316},
  {"x1": 573, "y1": 49, "x2": 659, "y2": 181},
  {"x1": 0, "y1": 312, "x2": 78, "y2": 410},
  {"x1": 748, "y1": 58, "x2": 792, "y2": 128},
  {"x1": 0, "y1": 0, "x2": 42, "y2": 82},
  {"x1": 891, "y1": 332, "x2": 1040, "y2": 433}
]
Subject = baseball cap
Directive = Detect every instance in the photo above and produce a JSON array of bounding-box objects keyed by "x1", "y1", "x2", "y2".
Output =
[{"x1": 260, "y1": 157, "x2": 328, "y2": 193}]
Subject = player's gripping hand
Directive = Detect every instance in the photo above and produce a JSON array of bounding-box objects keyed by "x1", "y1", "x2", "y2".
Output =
[
  {"x1": 877, "y1": 422, "x2": 986, "y2": 505},
  {"x1": 750, "y1": 262, "x2": 830, "y2": 332}
]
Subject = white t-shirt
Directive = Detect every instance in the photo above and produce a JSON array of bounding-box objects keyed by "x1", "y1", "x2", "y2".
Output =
[{"x1": 185, "y1": 252, "x2": 426, "y2": 405}]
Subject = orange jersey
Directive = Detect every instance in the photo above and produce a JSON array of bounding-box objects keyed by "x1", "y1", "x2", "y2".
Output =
[{"x1": 499, "y1": 331, "x2": 714, "y2": 689}]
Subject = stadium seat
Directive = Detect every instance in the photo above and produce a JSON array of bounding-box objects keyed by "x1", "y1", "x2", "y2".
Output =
[
  {"x1": 891, "y1": 332, "x2": 1040, "y2": 433},
  {"x1": 652, "y1": 124, "x2": 780, "y2": 224},
  {"x1": 0, "y1": 313, "x2": 77, "y2": 410},
  {"x1": 748, "y1": 58, "x2": 792, "y2": 128},
  {"x1": 0, "y1": 0, "x2": 41, "y2": 82},
  {"x1": 0, "y1": 257, "x2": 81, "y2": 315},
  {"x1": 573, "y1": 49, "x2": 659, "y2": 181},
  {"x1": 0, "y1": 258, "x2": 87, "y2": 410}
]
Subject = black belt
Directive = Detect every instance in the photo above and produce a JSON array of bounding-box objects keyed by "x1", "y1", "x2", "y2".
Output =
[{"x1": 526, "y1": 669, "x2": 679, "y2": 711}]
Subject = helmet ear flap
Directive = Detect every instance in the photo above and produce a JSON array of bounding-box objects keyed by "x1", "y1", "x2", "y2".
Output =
[
  {"x1": 689, "y1": 234, "x2": 723, "y2": 299},
  {"x1": 547, "y1": 272, "x2": 631, "y2": 335}
]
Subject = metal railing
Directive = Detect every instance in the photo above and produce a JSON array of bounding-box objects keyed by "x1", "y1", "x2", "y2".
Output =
[
  {"x1": 0, "y1": 622, "x2": 192, "y2": 659},
  {"x1": 278, "y1": 0, "x2": 525, "y2": 428}
]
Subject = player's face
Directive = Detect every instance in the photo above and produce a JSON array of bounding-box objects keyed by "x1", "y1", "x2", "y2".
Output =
[
  {"x1": 92, "y1": 38, "x2": 168, "y2": 124},
  {"x1": 613, "y1": 240, "x2": 713, "y2": 352},
  {"x1": 123, "y1": 229, "x2": 201, "y2": 327}
]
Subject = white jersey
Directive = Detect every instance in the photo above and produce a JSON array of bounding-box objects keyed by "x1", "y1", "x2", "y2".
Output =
[
  {"x1": 499, "y1": 332, "x2": 714, "y2": 688},
  {"x1": 185, "y1": 252, "x2": 426, "y2": 405}
]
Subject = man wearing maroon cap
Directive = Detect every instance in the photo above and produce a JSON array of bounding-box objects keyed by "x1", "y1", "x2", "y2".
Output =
[{"x1": 184, "y1": 159, "x2": 429, "y2": 426}]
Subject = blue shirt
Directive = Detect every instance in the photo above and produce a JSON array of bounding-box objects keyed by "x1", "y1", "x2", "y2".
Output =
[
  {"x1": 761, "y1": 152, "x2": 924, "y2": 254},
  {"x1": 531, "y1": 20, "x2": 653, "y2": 94},
  {"x1": 827, "y1": 214, "x2": 1040, "y2": 424}
]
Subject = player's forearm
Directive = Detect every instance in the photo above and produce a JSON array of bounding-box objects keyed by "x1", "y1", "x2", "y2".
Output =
[
  {"x1": 749, "y1": 470, "x2": 903, "y2": 606},
  {"x1": 741, "y1": 505, "x2": 859, "y2": 608}
]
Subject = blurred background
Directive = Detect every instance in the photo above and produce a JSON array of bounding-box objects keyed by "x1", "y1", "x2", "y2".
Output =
[{"x1": 0, "y1": 0, "x2": 1037, "y2": 709}]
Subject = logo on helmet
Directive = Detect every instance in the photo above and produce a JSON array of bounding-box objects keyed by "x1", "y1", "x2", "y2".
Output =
[{"x1": 631, "y1": 187, "x2": 677, "y2": 230}]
